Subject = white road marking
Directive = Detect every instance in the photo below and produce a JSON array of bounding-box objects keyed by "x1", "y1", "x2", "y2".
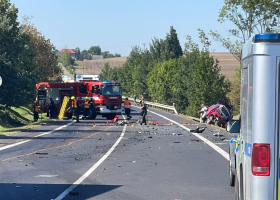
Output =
[
  {"x1": 0, "y1": 121, "x2": 76, "y2": 151},
  {"x1": 0, "y1": 140, "x2": 31, "y2": 151},
  {"x1": 55, "y1": 116, "x2": 127, "y2": 200},
  {"x1": 133, "y1": 106, "x2": 229, "y2": 161}
]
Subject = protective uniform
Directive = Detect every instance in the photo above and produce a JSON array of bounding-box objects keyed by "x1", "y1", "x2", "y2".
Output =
[
  {"x1": 140, "y1": 100, "x2": 147, "y2": 125},
  {"x1": 75, "y1": 99, "x2": 81, "y2": 122},
  {"x1": 123, "y1": 98, "x2": 131, "y2": 120},
  {"x1": 83, "y1": 96, "x2": 90, "y2": 119},
  {"x1": 33, "y1": 101, "x2": 39, "y2": 122},
  {"x1": 71, "y1": 96, "x2": 77, "y2": 120}
]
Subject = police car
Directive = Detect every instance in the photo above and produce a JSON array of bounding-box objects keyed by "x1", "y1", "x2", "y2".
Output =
[{"x1": 227, "y1": 33, "x2": 280, "y2": 200}]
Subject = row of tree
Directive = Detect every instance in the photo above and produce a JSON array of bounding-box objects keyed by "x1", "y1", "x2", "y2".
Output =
[
  {"x1": 102, "y1": 27, "x2": 230, "y2": 117},
  {"x1": 0, "y1": 0, "x2": 62, "y2": 107},
  {"x1": 74, "y1": 46, "x2": 121, "y2": 60}
]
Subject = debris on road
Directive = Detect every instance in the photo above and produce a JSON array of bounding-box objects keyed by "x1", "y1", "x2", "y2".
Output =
[
  {"x1": 213, "y1": 132, "x2": 224, "y2": 137},
  {"x1": 190, "y1": 127, "x2": 205, "y2": 133},
  {"x1": 174, "y1": 142, "x2": 181, "y2": 143},
  {"x1": 75, "y1": 158, "x2": 82, "y2": 161},
  {"x1": 190, "y1": 139, "x2": 200, "y2": 142},
  {"x1": 148, "y1": 136, "x2": 153, "y2": 138},
  {"x1": 35, "y1": 153, "x2": 48, "y2": 155}
]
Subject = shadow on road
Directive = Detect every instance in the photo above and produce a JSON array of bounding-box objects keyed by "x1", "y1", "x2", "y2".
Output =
[{"x1": 0, "y1": 183, "x2": 122, "y2": 200}]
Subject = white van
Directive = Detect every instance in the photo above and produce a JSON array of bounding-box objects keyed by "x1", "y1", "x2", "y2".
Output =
[{"x1": 227, "y1": 33, "x2": 280, "y2": 200}]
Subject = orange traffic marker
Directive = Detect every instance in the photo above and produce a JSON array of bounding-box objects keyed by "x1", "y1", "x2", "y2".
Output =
[
  {"x1": 183, "y1": 121, "x2": 186, "y2": 125},
  {"x1": 93, "y1": 122, "x2": 95, "y2": 125},
  {"x1": 106, "y1": 122, "x2": 109, "y2": 126},
  {"x1": 169, "y1": 121, "x2": 171, "y2": 125}
]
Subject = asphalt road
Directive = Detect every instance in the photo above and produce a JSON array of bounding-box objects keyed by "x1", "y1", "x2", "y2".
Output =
[{"x1": 0, "y1": 106, "x2": 234, "y2": 200}]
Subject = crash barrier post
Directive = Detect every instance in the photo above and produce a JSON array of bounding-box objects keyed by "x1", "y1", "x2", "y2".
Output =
[
  {"x1": 58, "y1": 96, "x2": 70, "y2": 119},
  {"x1": 123, "y1": 96, "x2": 178, "y2": 115}
]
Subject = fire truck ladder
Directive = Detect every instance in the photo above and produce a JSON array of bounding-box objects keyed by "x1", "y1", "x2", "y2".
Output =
[{"x1": 58, "y1": 96, "x2": 70, "y2": 119}]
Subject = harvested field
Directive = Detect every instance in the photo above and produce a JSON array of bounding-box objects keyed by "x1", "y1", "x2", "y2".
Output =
[
  {"x1": 75, "y1": 57, "x2": 127, "y2": 75},
  {"x1": 210, "y1": 52, "x2": 240, "y2": 79},
  {"x1": 75, "y1": 53, "x2": 239, "y2": 79}
]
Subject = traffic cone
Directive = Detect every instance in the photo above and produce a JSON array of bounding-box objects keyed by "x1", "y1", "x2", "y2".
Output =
[
  {"x1": 169, "y1": 121, "x2": 171, "y2": 125},
  {"x1": 106, "y1": 122, "x2": 109, "y2": 126},
  {"x1": 183, "y1": 121, "x2": 186, "y2": 125},
  {"x1": 93, "y1": 122, "x2": 95, "y2": 125}
]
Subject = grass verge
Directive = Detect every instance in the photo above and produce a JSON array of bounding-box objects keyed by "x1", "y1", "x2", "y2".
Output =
[{"x1": 0, "y1": 106, "x2": 54, "y2": 136}]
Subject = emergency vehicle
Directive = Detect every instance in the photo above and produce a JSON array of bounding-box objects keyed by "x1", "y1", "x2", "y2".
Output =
[
  {"x1": 227, "y1": 33, "x2": 280, "y2": 200},
  {"x1": 36, "y1": 80, "x2": 122, "y2": 120}
]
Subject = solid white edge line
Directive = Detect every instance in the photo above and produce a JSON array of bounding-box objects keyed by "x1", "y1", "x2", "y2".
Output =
[
  {"x1": 0, "y1": 121, "x2": 76, "y2": 151},
  {"x1": 132, "y1": 105, "x2": 229, "y2": 161},
  {"x1": 0, "y1": 140, "x2": 31, "y2": 151},
  {"x1": 55, "y1": 115, "x2": 127, "y2": 200}
]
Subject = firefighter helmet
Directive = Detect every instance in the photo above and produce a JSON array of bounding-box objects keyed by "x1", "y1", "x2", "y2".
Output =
[
  {"x1": 85, "y1": 96, "x2": 89, "y2": 100},
  {"x1": 34, "y1": 101, "x2": 37, "y2": 103},
  {"x1": 71, "y1": 96, "x2": 75, "y2": 100}
]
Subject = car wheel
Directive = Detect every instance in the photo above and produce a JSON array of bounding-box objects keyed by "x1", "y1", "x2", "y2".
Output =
[
  {"x1": 229, "y1": 158, "x2": 235, "y2": 187},
  {"x1": 234, "y1": 172, "x2": 240, "y2": 200}
]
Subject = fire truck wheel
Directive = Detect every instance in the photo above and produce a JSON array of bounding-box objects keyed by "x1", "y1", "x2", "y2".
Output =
[
  {"x1": 89, "y1": 108, "x2": 97, "y2": 119},
  {"x1": 106, "y1": 113, "x2": 116, "y2": 120}
]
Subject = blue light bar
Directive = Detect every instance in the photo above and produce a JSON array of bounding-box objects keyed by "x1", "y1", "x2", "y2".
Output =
[
  {"x1": 103, "y1": 80, "x2": 110, "y2": 83},
  {"x1": 255, "y1": 33, "x2": 278, "y2": 40}
]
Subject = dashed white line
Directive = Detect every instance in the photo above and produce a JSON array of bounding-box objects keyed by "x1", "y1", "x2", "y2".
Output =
[
  {"x1": 55, "y1": 116, "x2": 127, "y2": 200},
  {"x1": 0, "y1": 121, "x2": 76, "y2": 151}
]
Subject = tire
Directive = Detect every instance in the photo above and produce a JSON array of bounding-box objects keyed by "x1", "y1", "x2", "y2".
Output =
[
  {"x1": 88, "y1": 108, "x2": 97, "y2": 119},
  {"x1": 229, "y1": 158, "x2": 235, "y2": 187},
  {"x1": 106, "y1": 113, "x2": 116, "y2": 120},
  {"x1": 207, "y1": 115, "x2": 213, "y2": 124},
  {"x1": 234, "y1": 173, "x2": 240, "y2": 200},
  {"x1": 214, "y1": 120, "x2": 220, "y2": 127}
]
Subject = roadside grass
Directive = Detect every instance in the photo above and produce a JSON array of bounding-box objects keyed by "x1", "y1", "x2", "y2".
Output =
[{"x1": 0, "y1": 106, "x2": 53, "y2": 136}]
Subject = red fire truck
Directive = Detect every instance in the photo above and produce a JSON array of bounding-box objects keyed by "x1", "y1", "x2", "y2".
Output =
[{"x1": 36, "y1": 81, "x2": 122, "y2": 120}]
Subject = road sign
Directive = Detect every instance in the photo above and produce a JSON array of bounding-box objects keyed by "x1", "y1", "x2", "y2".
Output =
[{"x1": 0, "y1": 76, "x2": 2, "y2": 87}]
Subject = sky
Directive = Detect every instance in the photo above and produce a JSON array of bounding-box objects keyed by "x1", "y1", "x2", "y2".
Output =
[{"x1": 12, "y1": 0, "x2": 232, "y2": 56}]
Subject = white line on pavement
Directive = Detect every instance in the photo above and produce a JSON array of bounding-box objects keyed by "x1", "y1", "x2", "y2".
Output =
[
  {"x1": 0, "y1": 121, "x2": 76, "y2": 152},
  {"x1": 0, "y1": 140, "x2": 31, "y2": 151},
  {"x1": 55, "y1": 118, "x2": 127, "y2": 200},
  {"x1": 133, "y1": 106, "x2": 229, "y2": 161}
]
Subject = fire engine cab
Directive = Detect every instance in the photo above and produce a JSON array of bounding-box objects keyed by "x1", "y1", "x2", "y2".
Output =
[{"x1": 36, "y1": 80, "x2": 122, "y2": 120}]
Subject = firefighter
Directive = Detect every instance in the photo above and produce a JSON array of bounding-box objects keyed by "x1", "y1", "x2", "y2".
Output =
[
  {"x1": 71, "y1": 96, "x2": 77, "y2": 120},
  {"x1": 75, "y1": 97, "x2": 81, "y2": 122},
  {"x1": 49, "y1": 98, "x2": 55, "y2": 119},
  {"x1": 32, "y1": 101, "x2": 40, "y2": 122},
  {"x1": 123, "y1": 97, "x2": 131, "y2": 120},
  {"x1": 140, "y1": 99, "x2": 147, "y2": 125},
  {"x1": 83, "y1": 96, "x2": 90, "y2": 119}
]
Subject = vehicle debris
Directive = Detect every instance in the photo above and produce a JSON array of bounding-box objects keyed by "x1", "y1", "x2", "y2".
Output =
[
  {"x1": 69, "y1": 192, "x2": 79, "y2": 196},
  {"x1": 35, "y1": 153, "x2": 48, "y2": 155},
  {"x1": 190, "y1": 139, "x2": 200, "y2": 142},
  {"x1": 75, "y1": 158, "x2": 82, "y2": 161}
]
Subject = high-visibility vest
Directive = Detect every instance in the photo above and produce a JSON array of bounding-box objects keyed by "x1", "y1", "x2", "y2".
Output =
[
  {"x1": 123, "y1": 100, "x2": 131, "y2": 109},
  {"x1": 33, "y1": 104, "x2": 39, "y2": 112},
  {"x1": 72, "y1": 99, "x2": 77, "y2": 108},
  {"x1": 84, "y1": 100, "x2": 89, "y2": 108}
]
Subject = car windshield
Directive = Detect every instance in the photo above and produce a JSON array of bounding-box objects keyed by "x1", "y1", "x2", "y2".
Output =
[{"x1": 102, "y1": 85, "x2": 121, "y2": 96}]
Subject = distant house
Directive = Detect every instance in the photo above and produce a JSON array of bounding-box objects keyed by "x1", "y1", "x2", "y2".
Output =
[{"x1": 60, "y1": 49, "x2": 75, "y2": 59}]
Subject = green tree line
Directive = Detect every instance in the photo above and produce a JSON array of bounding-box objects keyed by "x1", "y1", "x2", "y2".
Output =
[
  {"x1": 102, "y1": 26, "x2": 230, "y2": 117},
  {"x1": 74, "y1": 46, "x2": 121, "y2": 61},
  {"x1": 0, "y1": 0, "x2": 62, "y2": 107}
]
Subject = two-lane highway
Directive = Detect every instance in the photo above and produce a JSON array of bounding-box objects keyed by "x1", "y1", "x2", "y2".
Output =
[{"x1": 0, "y1": 106, "x2": 234, "y2": 200}]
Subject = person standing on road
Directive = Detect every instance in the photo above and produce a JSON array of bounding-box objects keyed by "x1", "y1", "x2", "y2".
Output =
[
  {"x1": 49, "y1": 98, "x2": 55, "y2": 119},
  {"x1": 32, "y1": 101, "x2": 40, "y2": 122},
  {"x1": 140, "y1": 99, "x2": 147, "y2": 125},
  {"x1": 83, "y1": 96, "x2": 90, "y2": 119},
  {"x1": 198, "y1": 104, "x2": 208, "y2": 123},
  {"x1": 123, "y1": 97, "x2": 131, "y2": 120},
  {"x1": 71, "y1": 96, "x2": 77, "y2": 120},
  {"x1": 134, "y1": 95, "x2": 137, "y2": 104},
  {"x1": 75, "y1": 98, "x2": 81, "y2": 122}
]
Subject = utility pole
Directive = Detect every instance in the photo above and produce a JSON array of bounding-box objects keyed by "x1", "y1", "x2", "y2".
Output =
[{"x1": 143, "y1": 43, "x2": 146, "y2": 50}]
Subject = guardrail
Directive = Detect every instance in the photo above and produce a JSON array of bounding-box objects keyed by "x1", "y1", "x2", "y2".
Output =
[{"x1": 122, "y1": 96, "x2": 178, "y2": 115}]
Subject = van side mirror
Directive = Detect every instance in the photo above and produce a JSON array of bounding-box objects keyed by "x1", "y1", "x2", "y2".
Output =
[{"x1": 226, "y1": 120, "x2": 240, "y2": 133}]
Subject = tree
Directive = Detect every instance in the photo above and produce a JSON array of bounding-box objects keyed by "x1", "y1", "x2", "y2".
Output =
[
  {"x1": 164, "y1": 26, "x2": 183, "y2": 60},
  {"x1": 88, "y1": 46, "x2": 101, "y2": 55},
  {"x1": 0, "y1": 0, "x2": 40, "y2": 107},
  {"x1": 228, "y1": 67, "x2": 241, "y2": 115},
  {"x1": 114, "y1": 53, "x2": 121, "y2": 57},
  {"x1": 59, "y1": 49, "x2": 73, "y2": 67},
  {"x1": 20, "y1": 15, "x2": 62, "y2": 82},
  {"x1": 149, "y1": 37, "x2": 165, "y2": 62},
  {"x1": 210, "y1": 0, "x2": 280, "y2": 61},
  {"x1": 75, "y1": 47, "x2": 80, "y2": 60}
]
